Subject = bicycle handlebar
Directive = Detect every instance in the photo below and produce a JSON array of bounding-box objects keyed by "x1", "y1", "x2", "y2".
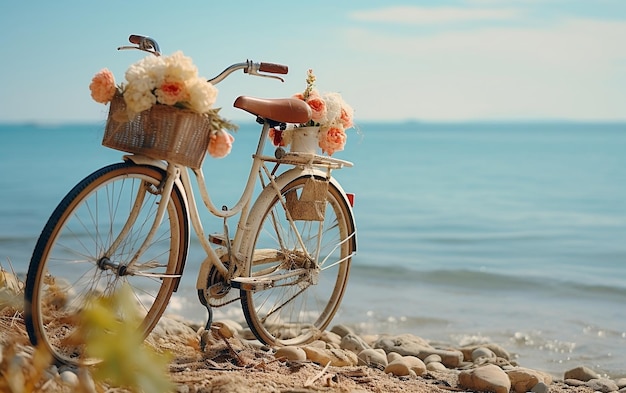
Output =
[{"x1": 118, "y1": 34, "x2": 287, "y2": 84}]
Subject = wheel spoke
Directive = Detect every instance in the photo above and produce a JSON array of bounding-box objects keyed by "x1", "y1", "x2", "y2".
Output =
[{"x1": 25, "y1": 163, "x2": 188, "y2": 366}]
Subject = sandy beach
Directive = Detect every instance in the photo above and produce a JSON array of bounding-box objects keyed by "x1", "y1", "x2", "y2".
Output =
[{"x1": 1, "y1": 281, "x2": 622, "y2": 393}]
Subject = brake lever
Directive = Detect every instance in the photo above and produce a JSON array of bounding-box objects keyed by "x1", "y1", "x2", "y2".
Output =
[
  {"x1": 117, "y1": 35, "x2": 161, "y2": 56},
  {"x1": 117, "y1": 45, "x2": 161, "y2": 56},
  {"x1": 247, "y1": 68, "x2": 284, "y2": 82}
]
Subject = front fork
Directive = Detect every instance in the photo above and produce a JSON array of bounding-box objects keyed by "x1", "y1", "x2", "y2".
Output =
[{"x1": 99, "y1": 163, "x2": 180, "y2": 274}]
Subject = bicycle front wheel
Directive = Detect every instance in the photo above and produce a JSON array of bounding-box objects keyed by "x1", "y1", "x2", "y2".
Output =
[
  {"x1": 24, "y1": 161, "x2": 189, "y2": 365},
  {"x1": 240, "y1": 175, "x2": 356, "y2": 346}
]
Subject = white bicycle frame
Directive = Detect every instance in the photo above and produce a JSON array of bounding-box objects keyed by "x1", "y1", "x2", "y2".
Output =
[{"x1": 121, "y1": 119, "x2": 354, "y2": 296}]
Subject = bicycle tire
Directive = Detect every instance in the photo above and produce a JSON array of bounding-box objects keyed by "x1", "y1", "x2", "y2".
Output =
[
  {"x1": 24, "y1": 161, "x2": 189, "y2": 365},
  {"x1": 240, "y1": 175, "x2": 356, "y2": 346}
]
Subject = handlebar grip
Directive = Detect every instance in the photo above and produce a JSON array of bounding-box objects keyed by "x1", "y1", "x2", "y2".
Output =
[
  {"x1": 259, "y1": 62, "x2": 288, "y2": 74},
  {"x1": 129, "y1": 35, "x2": 144, "y2": 44}
]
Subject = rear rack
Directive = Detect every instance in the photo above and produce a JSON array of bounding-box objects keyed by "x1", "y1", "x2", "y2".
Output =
[{"x1": 256, "y1": 152, "x2": 353, "y2": 169}]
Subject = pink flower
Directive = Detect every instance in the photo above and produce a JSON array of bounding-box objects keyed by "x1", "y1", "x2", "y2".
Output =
[
  {"x1": 307, "y1": 95, "x2": 327, "y2": 123},
  {"x1": 208, "y1": 129, "x2": 234, "y2": 158},
  {"x1": 340, "y1": 104, "x2": 354, "y2": 129},
  {"x1": 319, "y1": 126, "x2": 346, "y2": 156},
  {"x1": 269, "y1": 128, "x2": 285, "y2": 146},
  {"x1": 156, "y1": 79, "x2": 188, "y2": 105},
  {"x1": 89, "y1": 68, "x2": 117, "y2": 104}
]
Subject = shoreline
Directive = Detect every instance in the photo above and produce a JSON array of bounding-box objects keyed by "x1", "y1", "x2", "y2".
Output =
[{"x1": 1, "y1": 304, "x2": 623, "y2": 393}]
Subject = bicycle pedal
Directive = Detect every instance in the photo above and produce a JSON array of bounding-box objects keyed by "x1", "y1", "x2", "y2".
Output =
[{"x1": 208, "y1": 233, "x2": 230, "y2": 246}]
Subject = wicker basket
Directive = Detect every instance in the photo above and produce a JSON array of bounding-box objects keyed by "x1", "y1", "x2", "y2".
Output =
[{"x1": 103, "y1": 94, "x2": 212, "y2": 169}]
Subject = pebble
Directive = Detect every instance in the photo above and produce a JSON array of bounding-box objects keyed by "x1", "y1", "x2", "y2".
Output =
[
  {"x1": 472, "y1": 347, "x2": 496, "y2": 362},
  {"x1": 274, "y1": 346, "x2": 307, "y2": 361},
  {"x1": 459, "y1": 364, "x2": 511, "y2": 393},
  {"x1": 423, "y1": 354, "x2": 442, "y2": 364},
  {"x1": 320, "y1": 330, "x2": 342, "y2": 347},
  {"x1": 60, "y1": 370, "x2": 79, "y2": 387},
  {"x1": 403, "y1": 355, "x2": 426, "y2": 376},
  {"x1": 5, "y1": 309, "x2": 625, "y2": 393},
  {"x1": 564, "y1": 365, "x2": 599, "y2": 382},
  {"x1": 564, "y1": 378, "x2": 587, "y2": 387},
  {"x1": 373, "y1": 334, "x2": 464, "y2": 368},
  {"x1": 384, "y1": 358, "x2": 410, "y2": 376},
  {"x1": 330, "y1": 324, "x2": 354, "y2": 338},
  {"x1": 586, "y1": 378, "x2": 619, "y2": 393},
  {"x1": 461, "y1": 343, "x2": 511, "y2": 361},
  {"x1": 531, "y1": 381, "x2": 550, "y2": 393},
  {"x1": 303, "y1": 346, "x2": 358, "y2": 367},
  {"x1": 357, "y1": 348, "x2": 387, "y2": 368},
  {"x1": 426, "y1": 361, "x2": 447, "y2": 372},
  {"x1": 340, "y1": 333, "x2": 371, "y2": 353},
  {"x1": 387, "y1": 352, "x2": 403, "y2": 362},
  {"x1": 506, "y1": 368, "x2": 544, "y2": 393}
]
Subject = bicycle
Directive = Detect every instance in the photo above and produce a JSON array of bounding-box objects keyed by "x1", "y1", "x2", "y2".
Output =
[{"x1": 23, "y1": 35, "x2": 357, "y2": 366}]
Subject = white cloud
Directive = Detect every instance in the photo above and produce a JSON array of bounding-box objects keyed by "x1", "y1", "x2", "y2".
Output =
[
  {"x1": 337, "y1": 16, "x2": 626, "y2": 121},
  {"x1": 350, "y1": 6, "x2": 521, "y2": 24}
]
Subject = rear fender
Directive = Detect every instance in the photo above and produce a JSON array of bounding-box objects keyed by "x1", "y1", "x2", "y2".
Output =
[{"x1": 237, "y1": 167, "x2": 357, "y2": 262}]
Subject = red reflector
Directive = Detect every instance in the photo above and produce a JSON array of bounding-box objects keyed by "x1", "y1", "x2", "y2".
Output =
[{"x1": 346, "y1": 193, "x2": 355, "y2": 207}]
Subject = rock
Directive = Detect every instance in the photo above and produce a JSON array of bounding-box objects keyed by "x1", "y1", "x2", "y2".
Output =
[
  {"x1": 586, "y1": 378, "x2": 619, "y2": 393},
  {"x1": 423, "y1": 354, "x2": 442, "y2": 364},
  {"x1": 212, "y1": 321, "x2": 237, "y2": 339},
  {"x1": 616, "y1": 378, "x2": 626, "y2": 389},
  {"x1": 320, "y1": 331, "x2": 342, "y2": 348},
  {"x1": 77, "y1": 369, "x2": 96, "y2": 392},
  {"x1": 404, "y1": 356, "x2": 426, "y2": 376},
  {"x1": 330, "y1": 324, "x2": 354, "y2": 338},
  {"x1": 564, "y1": 379, "x2": 587, "y2": 387},
  {"x1": 357, "y1": 348, "x2": 387, "y2": 368},
  {"x1": 426, "y1": 361, "x2": 447, "y2": 371},
  {"x1": 307, "y1": 340, "x2": 327, "y2": 349},
  {"x1": 564, "y1": 366, "x2": 599, "y2": 382},
  {"x1": 373, "y1": 334, "x2": 464, "y2": 368},
  {"x1": 303, "y1": 346, "x2": 358, "y2": 367},
  {"x1": 472, "y1": 347, "x2": 496, "y2": 362},
  {"x1": 531, "y1": 381, "x2": 550, "y2": 393},
  {"x1": 458, "y1": 364, "x2": 511, "y2": 393},
  {"x1": 341, "y1": 334, "x2": 371, "y2": 353},
  {"x1": 60, "y1": 370, "x2": 79, "y2": 387},
  {"x1": 274, "y1": 346, "x2": 306, "y2": 361},
  {"x1": 387, "y1": 352, "x2": 403, "y2": 362},
  {"x1": 506, "y1": 368, "x2": 544, "y2": 393},
  {"x1": 384, "y1": 358, "x2": 411, "y2": 377},
  {"x1": 461, "y1": 344, "x2": 511, "y2": 361}
]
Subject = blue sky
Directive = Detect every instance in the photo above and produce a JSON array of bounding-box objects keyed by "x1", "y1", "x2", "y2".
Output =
[{"x1": 1, "y1": 0, "x2": 625, "y2": 123}]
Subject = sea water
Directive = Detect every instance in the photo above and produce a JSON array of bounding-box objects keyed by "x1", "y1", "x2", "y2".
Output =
[{"x1": 1, "y1": 122, "x2": 624, "y2": 379}]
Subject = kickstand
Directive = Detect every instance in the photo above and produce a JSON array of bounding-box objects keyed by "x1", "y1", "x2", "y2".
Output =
[{"x1": 204, "y1": 302, "x2": 213, "y2": 330}]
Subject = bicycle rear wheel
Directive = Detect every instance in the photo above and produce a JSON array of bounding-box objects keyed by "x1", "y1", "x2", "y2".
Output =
[
  {"x1": 24, "y1": 161, "x2": 189, "y2": 365},
  {"x1": 240, "y1": 175, "x2": 356, "y2": 346}
]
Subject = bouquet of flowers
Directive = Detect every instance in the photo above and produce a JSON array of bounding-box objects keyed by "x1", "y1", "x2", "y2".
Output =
[
  {"x1": 269, "y1": 69, "x2": 354, "y2": 156},
  {"x1": 90, "y1": 51, "x2": 237, "y2": 158}
]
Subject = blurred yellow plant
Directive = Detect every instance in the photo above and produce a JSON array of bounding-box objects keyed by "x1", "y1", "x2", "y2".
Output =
[{"x1": 77, "y1": 283, "x2": 173, "y2": 393}]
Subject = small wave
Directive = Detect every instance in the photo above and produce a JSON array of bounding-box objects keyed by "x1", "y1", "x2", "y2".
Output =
[{"x1": 351, "y1": 263, "x2": 626, "y2": 299}]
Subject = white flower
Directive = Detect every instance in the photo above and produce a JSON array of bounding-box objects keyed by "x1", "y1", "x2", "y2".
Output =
[
  {"x1": 125, "y1": 55, "x2": 166, "y2": 86},
  {"x1": 186, "y1": 78, "x2": 218, "y2": 114},
  {"x1": 124, "y1": 78, "x2": 157, "y2": 115},
  {"x1": 164, "y1": 51, "x2": 198, "y2": 81},
  {"x1": 322, "y1": 92, "x2": 343, "y2": 126}
]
